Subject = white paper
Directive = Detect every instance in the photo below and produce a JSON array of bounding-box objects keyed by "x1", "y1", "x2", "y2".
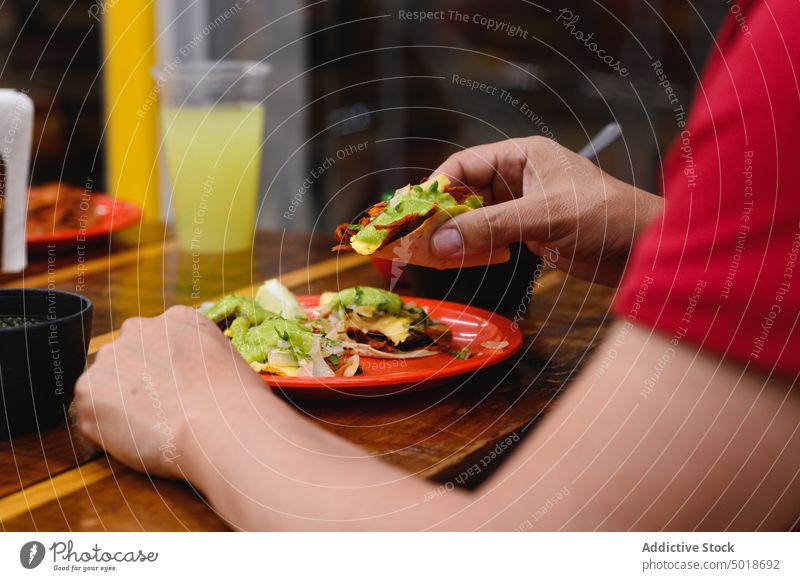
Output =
[{"x1": 0, "y1": 89, "x2": 33, "y2": 273}]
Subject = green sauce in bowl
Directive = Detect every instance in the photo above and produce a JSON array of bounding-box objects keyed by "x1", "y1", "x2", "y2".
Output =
[{"x1": 0, "y1": 316, "x2": 44, "y2": 328}]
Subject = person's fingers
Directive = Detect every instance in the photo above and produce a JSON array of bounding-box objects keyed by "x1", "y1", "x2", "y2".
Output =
[
  {"x1": 433, "y1": 143, "x2": 501, "y2": 186},
  {"x1": 432, "y1": 140, "x2": 529, "y2": 204},
  {"x1": 430, "y1": 197, "x2": 546, "y2": 257}
]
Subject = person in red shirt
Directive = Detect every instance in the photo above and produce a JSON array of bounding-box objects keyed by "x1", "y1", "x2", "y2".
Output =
[{"x1": 75, "y1": 1, "x2": 800, "y2": 530}]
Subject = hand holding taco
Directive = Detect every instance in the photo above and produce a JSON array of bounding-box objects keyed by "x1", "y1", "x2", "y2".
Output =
[{"x1": 332, "y1": 175, "x2": 511, "y2": 269}]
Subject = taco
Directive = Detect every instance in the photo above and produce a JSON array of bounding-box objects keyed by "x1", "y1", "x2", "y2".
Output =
[
  {"x1": 203, "y1": 295, "x2": 360, "y2": 377},
  {"x1": 313, "y1": 286, "x2": 454, "y2": 359},
  {"x1": 333, "y1": 175, "x2": 511, "y2": 269}
]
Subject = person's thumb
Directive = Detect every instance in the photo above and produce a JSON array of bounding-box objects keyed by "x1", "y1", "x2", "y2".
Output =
[{"x1": 430, "y1": 198, "x2": 541, "y2": 258}]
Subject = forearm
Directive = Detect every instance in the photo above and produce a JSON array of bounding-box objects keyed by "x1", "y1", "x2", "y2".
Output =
[
  {"x1": 632, "y1": 186, "x2": 663, "y2": 236},
  {"x1": 466, "y1": 323, "x2": 800, "y2": 530},
  {"x1": 175, "y1": 318, "x2": 800, "y2": 533},
  {"x1": 179, "y1": 388, "x2": 471, "y2": 531}
]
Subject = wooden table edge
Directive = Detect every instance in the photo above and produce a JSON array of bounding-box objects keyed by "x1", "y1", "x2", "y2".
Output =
[{"x1": 0, "y1": 251, "x2": 369, "y2": 525}]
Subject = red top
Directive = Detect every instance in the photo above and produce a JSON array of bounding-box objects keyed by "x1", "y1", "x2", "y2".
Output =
[{"x1": 614, "y1": 0, "x2": 800, "y2": 377}]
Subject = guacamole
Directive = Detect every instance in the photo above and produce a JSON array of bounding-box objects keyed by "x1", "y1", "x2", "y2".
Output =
[
  {"x1": 328, "y1": 286, "x2": 404, "y2": 315},
  {"x1": 229, "y1": 314, "x2": 315, "y2": 364},
  {"x1": 349, "y1": 175, "x2": 483, "y2": 255}
]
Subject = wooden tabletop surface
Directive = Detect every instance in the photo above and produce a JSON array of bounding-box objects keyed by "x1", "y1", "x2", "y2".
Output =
[{"x1": 0, "y1": 225, "x2": 615, "y2": 531}]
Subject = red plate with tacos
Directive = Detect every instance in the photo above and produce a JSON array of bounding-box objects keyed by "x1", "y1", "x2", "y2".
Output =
[
  {"x1": 265, "y1": 295, "x2": 522, "y2": 397},
  {"x1": 26, "y1": 183, "x2": 143, "y2": 252}
]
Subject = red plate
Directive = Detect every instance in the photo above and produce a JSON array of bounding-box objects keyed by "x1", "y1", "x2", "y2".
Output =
[
  {"x1": 27, "y1": 194, "x2": 143, "y2": 253},
  {"x1": 263, "y1": 295, "x2": 523, "y2": 398}
]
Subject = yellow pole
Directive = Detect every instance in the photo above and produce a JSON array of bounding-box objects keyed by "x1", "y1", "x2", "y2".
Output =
[{"x1": 101, "y1": 1, "x2": 160, "y2": 221}]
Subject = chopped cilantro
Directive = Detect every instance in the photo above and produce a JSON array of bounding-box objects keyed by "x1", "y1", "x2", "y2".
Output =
[
  {"x1": 328, "y1": 354, "x2": 340, "y2": 366},
  {"x1": 449, "y1": 347, "x2": 471, "y2": 360}
]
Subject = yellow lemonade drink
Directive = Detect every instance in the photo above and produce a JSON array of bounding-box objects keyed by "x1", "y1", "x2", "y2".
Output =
[{"x1": 162, "y1": 103, "x2": 264, "y2": 253}]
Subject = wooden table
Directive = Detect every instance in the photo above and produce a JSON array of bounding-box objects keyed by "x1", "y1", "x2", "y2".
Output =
[{"x1": 0, "y1": 226, "x2": 615, "y2": 531}]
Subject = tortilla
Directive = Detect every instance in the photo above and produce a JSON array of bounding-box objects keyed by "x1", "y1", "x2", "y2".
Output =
[
  {"x1": 332, "y1": 176, "x2": 512, "y2": 270},
  {"x1": 370, "y1": 210, "x2": 511, "y2": 270}
]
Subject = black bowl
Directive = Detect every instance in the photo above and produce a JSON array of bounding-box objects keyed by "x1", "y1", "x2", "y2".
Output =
[
  {"x1": 403, "y1": 243, "x2": 541, "y2": 313},
  {"x1": 0, "y1": 289, "x2": 93, "y2": 439}
]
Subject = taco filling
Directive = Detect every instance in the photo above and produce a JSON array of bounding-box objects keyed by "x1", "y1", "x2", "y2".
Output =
[
  {"x1": 333, "y1": 175, "x2": 483, "y2": 255},
  {"x1": 203, "y1": 295, "x2": 359, "y2": 377},
  {"x1": 314, "y1": 286, "x2": 453, "y2": 358}
]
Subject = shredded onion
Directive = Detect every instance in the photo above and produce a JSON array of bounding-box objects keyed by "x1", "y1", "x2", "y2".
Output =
[
  {"x1": 350, "y1": 343, "x2": 438, "y2": 359},
  {"x1": 341, "y1": 353, "x2": 360, "y2": 376},
  {"x1": 308, "y1": 335, "x2": 335, "y2": 377},
  {"x1": 267, "y1": 350, "x2": 296, "y2": 367},
  {"x1": 352, "y1": 305, "x2": 376, "y2": 318},
  {"x1": 481, "y1": 339, "x2": 509, "y2": 350}
]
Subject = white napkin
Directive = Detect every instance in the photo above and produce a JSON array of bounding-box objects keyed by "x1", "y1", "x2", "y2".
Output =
[{"x1": 0, "y1": 89, "x2": 33, "y2": 273}]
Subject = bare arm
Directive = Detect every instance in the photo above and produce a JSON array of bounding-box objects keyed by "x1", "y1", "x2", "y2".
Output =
[
  {"x1": 74, "y1": 136, "x2": 797, "y2": 530},
  {"x1": 77, "y1": 311, "x2": 799, "y2": 530}
]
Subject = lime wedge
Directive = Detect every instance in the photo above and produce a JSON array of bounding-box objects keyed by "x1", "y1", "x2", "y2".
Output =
[{"x1": 254, "y1": 278, "x2": 305, "y2": 319}]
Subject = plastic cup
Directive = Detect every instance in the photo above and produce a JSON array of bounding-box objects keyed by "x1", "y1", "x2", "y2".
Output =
[{"x1": 153, "y1": 60, "x2": 271, "y2": 253}]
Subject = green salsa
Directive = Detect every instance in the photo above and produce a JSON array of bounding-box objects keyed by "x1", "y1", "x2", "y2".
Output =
[
  {"x1": 0, "y1": 316, "x2": 43, "y2": 328},
  {"x1": 350, "y1": 177, "x2": 483, "y2": 255}
]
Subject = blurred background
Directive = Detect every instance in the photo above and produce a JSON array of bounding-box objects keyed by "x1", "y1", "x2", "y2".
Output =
[{"x1": 0, "y1": 0, "x2": 728, "y2": 233}]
